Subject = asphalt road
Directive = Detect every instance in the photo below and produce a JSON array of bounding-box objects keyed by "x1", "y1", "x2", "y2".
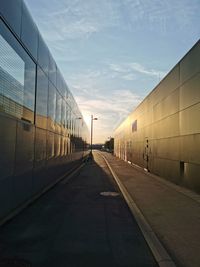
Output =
[{"x1": 0, "y1": 152, "x2": 157, "y2": 267}]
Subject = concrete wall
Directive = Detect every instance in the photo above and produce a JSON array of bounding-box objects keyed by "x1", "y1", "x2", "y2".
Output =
[{"x1": 114, "y1": 41, "x2": 200, "y2": 192}]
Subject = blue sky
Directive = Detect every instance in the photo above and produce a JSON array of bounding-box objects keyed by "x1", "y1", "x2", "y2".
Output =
[{"x1": 25, "y1": 0, "x2": 200, "y2": 143}]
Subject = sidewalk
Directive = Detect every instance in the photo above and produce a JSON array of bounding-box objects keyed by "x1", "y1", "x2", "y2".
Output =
[{"x1": 101, "y1": 152, "x2": 200, "y2": 267}]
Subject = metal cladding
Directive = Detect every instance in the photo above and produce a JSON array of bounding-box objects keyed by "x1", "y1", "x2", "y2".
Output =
[
  {"x1": 114, "y1": 40, "x2": 200, "y2": 192},
  {"x1": 0, "y1": 0, "x2": 89, "y2": 220}
]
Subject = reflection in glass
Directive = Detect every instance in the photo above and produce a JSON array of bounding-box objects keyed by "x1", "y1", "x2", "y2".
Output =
[
  {"x1": 38, "y1": 34, "x2": 49, "y2": 74},
  {"x1": 36, "y1": 67, "x2": 48, "y2": 129},
  {"x1": 48, "y1": 82, "x2": 56, "y2": 131},
  {"x1": 21, "y1": 2, "x2": 38, "y2": 60},
  {"x1": 0, "y1": 20, "x2": 35, "y2": 123},
  {"x1": 49, "y1": 53, "x2": 56, "y2": 86},
  {"x1": 56, "y1": 91, "x2": 61, "y2": 127},
  {"x1": 61, "y1": 98, "x2": 66, "y2": 129}
]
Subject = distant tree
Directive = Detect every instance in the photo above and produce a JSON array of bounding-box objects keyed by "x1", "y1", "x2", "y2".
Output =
[{"x1": 104, "y1": 137, "x2": 114, "y2": 153}]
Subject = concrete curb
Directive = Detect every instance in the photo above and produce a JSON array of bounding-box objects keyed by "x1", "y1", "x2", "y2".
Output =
[
  {"x1": 99, "y1": 152, "x2": 177, "y2": 267},
  {"x1": 0, "y1": 162, "x2": 85, "y2": 227}
]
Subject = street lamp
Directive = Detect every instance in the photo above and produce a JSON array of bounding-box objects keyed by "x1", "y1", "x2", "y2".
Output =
[{"x1": 91, "y1": 115, "x2": 98, "y2": 153}]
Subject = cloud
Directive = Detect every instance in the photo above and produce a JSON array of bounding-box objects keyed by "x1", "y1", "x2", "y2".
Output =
[
  {"x1": 29, "y1": 0, "x2": 121, "y2": 41},
  {"x1": 64, "y1": 63, "x2": 164, "y2": 143},
  {"x1": 26, "y1": 0, "x2": 199, "y2": 43},
  {"x1": 109, "y1": 62, "x2": 166, "y2": 79},
  {"x1": 128, "y1": 62, "x2": 166, "y2": 77},
  {"x1": 109, "y1": 64, "x2": 128, "y2": 73},
  {"x1": 120, "y1": 0, "x2": 200, "y2": 33},
  {"x1": 74, "y1": 89, "x2": 142, "y2": 143},
  {"x1": 24, "y1": 0, "x2": 199, "y2": 143},
  {"x1": 122, "y1": 73, "x2": 136, "y2": 81}
]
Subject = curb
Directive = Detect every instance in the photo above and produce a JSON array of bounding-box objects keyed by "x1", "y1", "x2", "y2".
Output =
[{"x1": 99, "y1": 152, "x2": 177, "y2": 267}]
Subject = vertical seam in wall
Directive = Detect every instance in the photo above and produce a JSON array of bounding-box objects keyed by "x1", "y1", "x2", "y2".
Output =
[
  {"x1": 12, "y1": 119, "x2": 19, "y2": 208},
  {"x1": 34, "y1": 65, "x2": 37, "y2": 125},
  {"x1": 19, "y1": 1, "x2": 23, "y2": 39},
  {"x1": 46, "y1": 80, "x2": 50, "y2": 167},
  {"x1": 33, "y1": 64, "x2": 38, "y2": 194},
  {"x1": 178, "y1": 62, "x2": 181, "y2": 170}
]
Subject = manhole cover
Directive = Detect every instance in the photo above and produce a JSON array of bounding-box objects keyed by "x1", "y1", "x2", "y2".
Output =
[
  {"x1": 100, "y1": 191, "x2": 119, "y2": 197},
  {"x1": 0, "y1": 258, "x2": 31, "y2": 267}
]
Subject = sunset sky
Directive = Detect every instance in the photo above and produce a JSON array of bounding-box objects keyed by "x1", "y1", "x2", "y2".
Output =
[{"x1": 25, "y1": 0, "x2": 200, "y2": 143}]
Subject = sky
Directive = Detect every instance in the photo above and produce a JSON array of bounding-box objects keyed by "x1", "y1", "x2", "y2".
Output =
[{"x1": 25, "y1": 0, "x2": 200, "y2": 143}]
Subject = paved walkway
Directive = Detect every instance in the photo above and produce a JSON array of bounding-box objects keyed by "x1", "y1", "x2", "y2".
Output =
[
  {"x1": 100, "y1": 151, "x2": 200, "y2": 267},
  {"x1": 0, "y1": 153, "x2": 157, "y2": 267}
]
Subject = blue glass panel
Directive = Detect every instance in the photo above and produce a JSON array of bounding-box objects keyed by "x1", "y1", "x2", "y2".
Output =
[
  {"x1": 48, "y1": 81, "x2": 56, "y2": 131},
  {"x1": 0, "y1": 20, "x2": 36, "y2": 123},
  {"x1": 21, "y1": 2, "x2": 38, "y2": 60},
  {"x1": 36, "y1": 67, "x2": 48, "y2": 129},
  {"x1": 0, "y1": 0, "x2": 22, "y2": 37},
  {"x1": 38, "y1": 34, "x2": 49, "y2": 75},
  {"x1": 49, "y1": 53, "x2": 56, "y2": 87}
]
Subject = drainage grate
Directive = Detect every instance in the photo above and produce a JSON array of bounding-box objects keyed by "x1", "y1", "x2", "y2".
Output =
[
  {"x1": 0, "y1": 258, "x2": 31, "y2": 267},
  {"x1": 100, "y1": 191, "x2": 119, "y2": 197}
]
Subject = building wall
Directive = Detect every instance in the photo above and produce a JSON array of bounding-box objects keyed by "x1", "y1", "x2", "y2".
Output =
[
  {"x1": 114, "y1": 41, "x2": 200, "y2": 192},
  {"x1": 0, "y1": 0, "x2": 89, "y2": 220}
]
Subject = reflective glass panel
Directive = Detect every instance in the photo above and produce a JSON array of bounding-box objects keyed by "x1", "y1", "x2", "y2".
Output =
[
  {"x1": 36, "y1": 67, "x2": 48, "y2": 129},
  {"x1": 38, "y1": 34, "x2": 49, "y2": 75},
  {"x1": 21, "y1": 2, "x2": 38, "y2": 60},
  {"x1": 49, "y1": 53, "x2": 56, "y2": 87},
  {"x1": 0, "y1": 20, "x2": 36, "y2": 123},
  {"x1": 65, "y1": 103, "x2": 69, "y2": 129},
  {"x1": 48, "y1": 81, "x2": 56, "y2": 131},
  {"x1": 61, "y1": 98, "x2": 66, "y2": 128},
  {"x1": 0, "y1": 0, "x2": 22, "y2": 37},
  {"x1": 56, "y1": 91, "x2": 61, "y2": 126}
]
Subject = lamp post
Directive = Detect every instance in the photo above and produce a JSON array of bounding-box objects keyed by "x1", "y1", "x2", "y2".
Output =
[{"x1": 91, "y1": 115, "x2": 98, "y2": 153}]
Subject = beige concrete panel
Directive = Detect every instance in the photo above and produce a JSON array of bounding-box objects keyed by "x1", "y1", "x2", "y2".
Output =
[
  {"x1": 180, "y1": 72, "x2": 200, "y2": 110},
  {"x1": 153, "y1": 158, "x2": 181, "y2": 183},
  {"x1": 134, "y1": 98, "x2": 148, "y2": 115},
  {"x1": 180, "y1": 134, "x2": 200, "y2": 164},
  {"x1": 150, "y1": 65, "x2": 180, "y2": 106},
  {"x1": 183, "y1": 162, "x2": 200, "y2": 192},
  {"x1": 138, "y1": 113, "x2": 145, "y2": 128},
  {"x1": 154, "y1": 137, "x2": 180, "y2": 160},
  {"x1": 145, "y1": 124, "x2": 153, "y2": 139},
  {"x1": 180, "y1": 41, "x2": 200, "y2": 83},
  {"x1": 136, "y1": 128, "x2": 146, "y2": 141},
  {"x1": 153, "y1": 88, "x2": 179, "y2": 122},
  {"x1": 153, "y1": 113, "x2": 180, "y2": 139},
  {"x1": 144, "y1": 109, "x2": 153, "y2": 127},
  {"x1": 180, "y1": 103, "x2": 200, "y2": 135}
]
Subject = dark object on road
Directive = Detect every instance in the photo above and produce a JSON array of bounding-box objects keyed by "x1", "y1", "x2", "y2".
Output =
[{"x1": 83, "y1": 152, "x2": 93, "y2": 163}]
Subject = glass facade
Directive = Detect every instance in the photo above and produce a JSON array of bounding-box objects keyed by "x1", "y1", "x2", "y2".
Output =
[
  {"x1": 0, "y1": 20, "x2": 35, "y2": 123},
  {"x1": 36, "y1": 67, "x2": 48, "y2": 128},
  {"x1": 0, "y1": 1, "x2": 89, "y2": 220},
  {"x1": 48, "y1": 81, "x2": 56, "y2": 131},
  {"x1": 21, "y1": 2, "x2": 38, "y2": 60},
  {"x1": 0, "y1": 0, "x2": 22, "y2": 37}
]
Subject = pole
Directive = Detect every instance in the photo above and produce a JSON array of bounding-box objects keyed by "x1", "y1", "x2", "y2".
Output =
[{"x1": 91, "y1": 114, "x2": 93, "y2": 153}]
